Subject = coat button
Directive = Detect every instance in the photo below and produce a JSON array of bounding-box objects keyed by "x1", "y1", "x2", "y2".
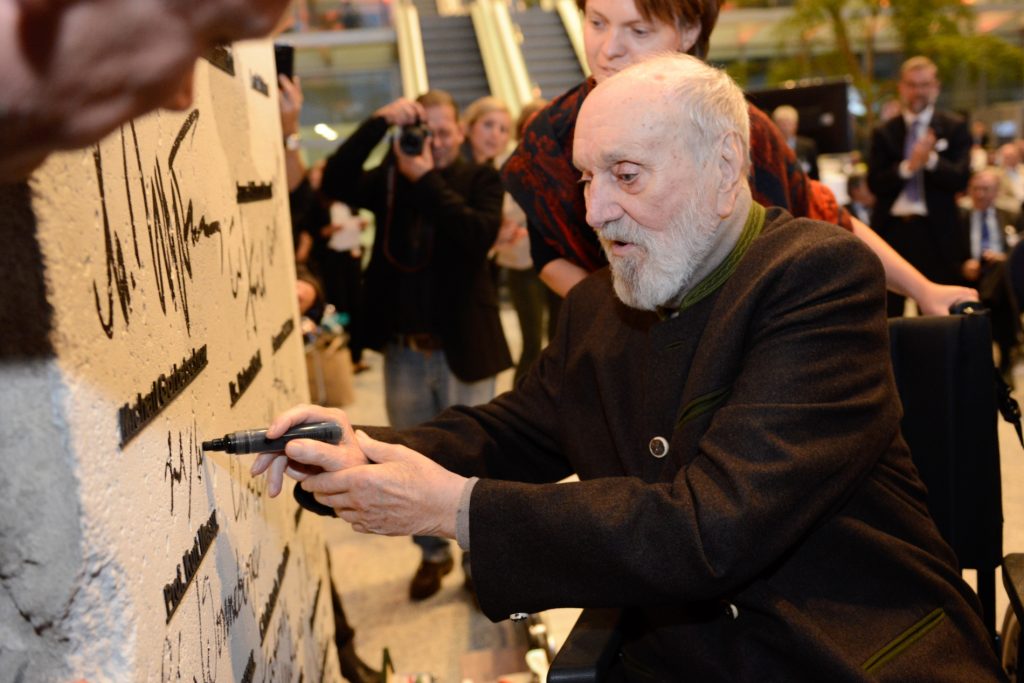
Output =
[{"x1": 649, "y1": 437, "x2": 669, "y2": 458}]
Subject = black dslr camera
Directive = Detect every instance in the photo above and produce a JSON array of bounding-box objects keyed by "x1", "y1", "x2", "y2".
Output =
[{"x1": 398, "y1": 120, "x2": 431, "y2": 155}]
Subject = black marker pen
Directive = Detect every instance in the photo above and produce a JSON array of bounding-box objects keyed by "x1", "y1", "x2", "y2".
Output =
[{"x1": 202, "y1": 421, "x2": 343, "y2": 454}]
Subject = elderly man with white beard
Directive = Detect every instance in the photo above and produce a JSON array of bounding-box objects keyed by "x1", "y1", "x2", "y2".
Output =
[{"x1": 252, "y1": 54, "x2": 1003, "y2": 680}]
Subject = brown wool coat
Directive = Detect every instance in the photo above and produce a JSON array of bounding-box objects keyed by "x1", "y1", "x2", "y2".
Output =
[{"x1": 367, "y1": 208, "x2": 1004, "y2": 681}]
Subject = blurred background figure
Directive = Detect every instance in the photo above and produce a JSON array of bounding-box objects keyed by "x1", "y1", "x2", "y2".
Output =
[
  {"x1": 952, "y1": 168, "x2": 1021, "y2": 379},
  {"x1": 868, "y1": 56, "x2": 972, "y2": 317},
  {"x1": 970, "y1": 120, "x2": 992, "y2": 172},
  {"x1": 844, "y1": 173, "x2": 876, "y2": 226},
  {"x1": 281, "y1": 74, "x2": 370, "y2": 374},
  {"x1": 461, "y1": 96, "x2": 513, "y2": 166},
  {"x1": 318, "y1": 89, "x2": 511, "y2": 601},
  {"x1": 464, "y1": 97, "x2": 556, "y2": 384},
  {"x1": 996, "y1": 142, "x2": 1024, "y2": 215},
  {"x1": 772, "y1": 104, "x2": 819, "y2": 180}
]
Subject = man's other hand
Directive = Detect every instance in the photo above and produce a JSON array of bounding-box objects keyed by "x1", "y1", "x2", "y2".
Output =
[{"x1": 301, "y1": 430, "x2": 467, "y2": 539}]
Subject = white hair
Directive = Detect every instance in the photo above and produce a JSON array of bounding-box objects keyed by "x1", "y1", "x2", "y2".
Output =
[
  {"x1": 772, "y1": 104, "x2": 799, "y2": 125},
  {"x1": 612, "y1": 53, "x2": 750, "y2": 171}
]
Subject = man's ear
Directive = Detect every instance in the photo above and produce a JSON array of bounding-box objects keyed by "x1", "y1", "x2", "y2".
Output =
[{"x1": 715, "y1": 131, "x2": 746, "y2": 218}]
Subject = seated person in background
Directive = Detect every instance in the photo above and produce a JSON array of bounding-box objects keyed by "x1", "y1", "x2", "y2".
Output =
[
  {"x1": 954, "y1": 168, "x2": 1022, "y2": 376},
  {"x1": 772, "y1": 104, "x2": 819, "y2": 180},
  {"x1": 844, "y1": 172, "x2": 876, "y2": 225},
  {"x1": 253, "y1": 55, "x2": 1003, "y2": 681},
  {"x1": 995, "y1": 142, "x2": 1024, "y2": 215}
]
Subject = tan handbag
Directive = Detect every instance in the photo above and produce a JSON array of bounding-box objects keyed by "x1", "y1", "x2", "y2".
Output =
[{"x1": 305, "y1": 332, "x2": 355, "y2": 407}]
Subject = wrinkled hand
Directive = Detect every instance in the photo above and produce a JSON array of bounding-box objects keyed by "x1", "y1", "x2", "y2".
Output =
[
  {"x1": 916, "y1": 280, "x2": 979, "y2": 315},
  {"x1": 250, "y1": 404, "x2": 368, "y2": 497},
  {"x1": 278, "y1": 75, "x2": 303, "y2": 136},
  {"x1": 301, "y1": 430, "x2": 467, "y2": 538},
  {"x1": 375, "y1": 98, "x2": 425, "y2": 127}
]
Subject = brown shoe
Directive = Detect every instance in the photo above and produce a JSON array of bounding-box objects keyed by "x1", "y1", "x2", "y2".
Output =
[{"x1": 409, "y1": 556, "x2": 454, "y2": 601}]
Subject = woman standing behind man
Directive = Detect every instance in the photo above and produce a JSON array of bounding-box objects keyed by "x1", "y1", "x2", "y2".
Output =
[
  {"x1": 501, "y1": 0, "x2": 975, "y2": 314},
  {"x1": 463, "y1": 96, "x2": 555, "y2": 384}
]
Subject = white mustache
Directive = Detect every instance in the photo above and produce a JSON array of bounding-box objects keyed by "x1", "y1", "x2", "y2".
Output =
[{"x1": 596, "y1": 219, "x2": 647, "y2": 246}]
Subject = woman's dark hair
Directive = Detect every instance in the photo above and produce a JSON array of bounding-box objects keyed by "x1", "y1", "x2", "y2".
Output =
[{"x1": 575, "y1": 0, "x2": 720, "y2": 60}]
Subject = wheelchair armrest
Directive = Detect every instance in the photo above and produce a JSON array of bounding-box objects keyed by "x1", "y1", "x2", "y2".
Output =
[
  {"x1": 547, "y1": 608, "x2": 624, "y2": 683},
  {"x1": 1003, "y1": 554, "x2": 1024, "y2": 623}
]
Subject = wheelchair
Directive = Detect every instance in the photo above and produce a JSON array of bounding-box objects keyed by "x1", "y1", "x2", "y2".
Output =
[{"x1": 548, "y1": 305, "x2": 1024, "y2": 681}]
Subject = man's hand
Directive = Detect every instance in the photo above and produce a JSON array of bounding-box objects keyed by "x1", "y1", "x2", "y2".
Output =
[
  {"x1": 374, "y1": 97, "x2": 425, "y2": 127},
  {"x1": 250, "y1": 404, "x2": 368, "y2": 497},
  {"x1": 907, "y1": 128, "x2": 936, "y2": 173},
  {"x1": 301, "y1": 430, "x2": 467, "y2": 539}
]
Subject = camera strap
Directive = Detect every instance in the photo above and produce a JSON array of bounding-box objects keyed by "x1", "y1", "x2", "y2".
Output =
[{"x1": 381, "y1": 162, "x2": 434, "y2": 273}]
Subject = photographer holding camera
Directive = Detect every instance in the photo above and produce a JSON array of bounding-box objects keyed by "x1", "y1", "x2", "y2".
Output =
[{"x1": 319, "y1": 91, "x2": 512, "y2": 601}]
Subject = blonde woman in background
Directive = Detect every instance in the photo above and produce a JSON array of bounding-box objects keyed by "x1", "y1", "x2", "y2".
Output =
[
  {"x1": 464, "y1": 96, "x2": 554, "y2": 384},
  {"x1": 461, "y1": 96, "x2": 513, "y2": 165}
]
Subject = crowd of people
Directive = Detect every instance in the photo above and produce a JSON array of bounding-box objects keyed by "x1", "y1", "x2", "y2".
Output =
[
  {"x1": 266, "y1": 1, "x2": 1021, "y2": 680},
  {"x1": 6, "y1": 0, "x2": 1020, "y2": 679},
  {"x1": 270, "y1": 0, "x2": 1014, "y2": 677},
  {"x1": 268, "y1": 2, "x2": 1019, "y2": 679}
]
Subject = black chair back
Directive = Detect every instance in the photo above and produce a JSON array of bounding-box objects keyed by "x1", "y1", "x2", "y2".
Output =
[{"x1": 888, "y1": 313, "x2": 1003, "y2": 638}]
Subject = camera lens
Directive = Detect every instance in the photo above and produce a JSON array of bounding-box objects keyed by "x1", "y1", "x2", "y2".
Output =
[{"x1": 399, "y1": 124, "x2": 429, "y2": 155}]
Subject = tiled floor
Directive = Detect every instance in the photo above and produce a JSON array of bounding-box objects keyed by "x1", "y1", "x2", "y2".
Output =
[{"x1": 326, "y1": 306, "x2": 1024, "y2": 681}]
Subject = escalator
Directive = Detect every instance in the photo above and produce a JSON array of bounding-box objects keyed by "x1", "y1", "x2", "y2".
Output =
[
  {"x1": 418, "y1": 14, "x2": 491, "y2": 111},
  {"x1": 513, "y1": 6, "x2": 586, "y2": 100}
]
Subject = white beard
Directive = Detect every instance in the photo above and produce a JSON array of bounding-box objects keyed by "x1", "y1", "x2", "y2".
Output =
[{"x1": 596, "y1": 190, "x2": 721, "y2": 311}]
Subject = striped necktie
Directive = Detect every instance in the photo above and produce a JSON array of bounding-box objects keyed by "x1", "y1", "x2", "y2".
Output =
[{"x1": 904, "y1": 119, "x2": 923, "y2": 202}]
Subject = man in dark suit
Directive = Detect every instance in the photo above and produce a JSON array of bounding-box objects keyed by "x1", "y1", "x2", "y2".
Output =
[
  {"x1": 868, "y1": 56, "x2": 972, "y2": 316},
  {"x1": 256, "y1": 54, "x2": 1003, "y2": 681},
  {"x1": 319, "y1": 90, "x2": 512, "y2": 601},
  {"x1": 953, "y1": 168, "x2": 1022, "y2": 375}
]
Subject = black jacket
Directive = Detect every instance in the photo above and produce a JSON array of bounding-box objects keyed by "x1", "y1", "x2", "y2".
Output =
[
  {"x1": 867, "y1": 109, "x2": 971, "y2": 280},
  {"x1": 320, "y1": 116, "x2": 511, "y2": 382}
]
